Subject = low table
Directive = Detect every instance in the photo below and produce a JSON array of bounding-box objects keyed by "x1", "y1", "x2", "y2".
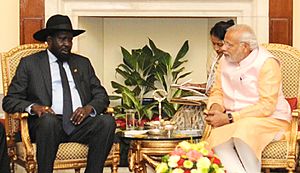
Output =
[{"x1": 117, "y1": 130, "x2": 202, "y2": 173}]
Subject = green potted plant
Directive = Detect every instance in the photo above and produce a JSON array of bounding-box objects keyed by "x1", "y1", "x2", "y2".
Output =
[{"x1": 111, "y1": 38, "x2": 191, "y2": 128}]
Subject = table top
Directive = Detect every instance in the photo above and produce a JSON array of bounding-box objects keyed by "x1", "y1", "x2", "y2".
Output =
[
  {"x1": 117, "y1": 129, "x2": 202, "y2": 141},
  {"x1": 170, "y1": 98, "x2": 207, "y2": 106}
]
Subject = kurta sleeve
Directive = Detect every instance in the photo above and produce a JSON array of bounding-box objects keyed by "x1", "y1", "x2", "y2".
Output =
[{"x1": 207, "y1": 61, "x2": 224, "y2": 109}]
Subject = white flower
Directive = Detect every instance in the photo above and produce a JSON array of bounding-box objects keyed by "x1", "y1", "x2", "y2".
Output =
[
  {"x1": 211, "y1": 163, "x2": 226, "y2": 173},
  {"x1": 155, "y1": 162, "x2": 169, "y2": 173},
  {"x1": 172, "y1": 168, "x2": 185, "y2": 173},
  {"x1": 196, "y1": 157, "x2": 211, "y2": 171},
  {"x1": 191, "y1": 169, "x2": 201, "y2": 173},
  {"x1": 215, "y1": 167, "x2": 226, "y2": 173},
  {"x1": 183, "y1": 160, "x2": 194, "y2": 169},
  {"x1": 168, "y1": 155, "x2": 180, "y2": 168},
  {"x1": 178, "y1": 141, "x2": 192, "y2": 152}
]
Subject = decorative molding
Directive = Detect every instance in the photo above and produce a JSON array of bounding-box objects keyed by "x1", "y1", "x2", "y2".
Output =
[{"x1": 45, "y1": 0, "x2": 269, "y2": 50}]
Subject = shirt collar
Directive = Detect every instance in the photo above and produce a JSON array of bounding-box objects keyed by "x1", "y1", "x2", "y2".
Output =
[
  {"x1": 239, "y1": 47, "x2": 259, "y2": 68},
  {"x1": 47, "y1": 49, "x2": 58, "y2": 64}
]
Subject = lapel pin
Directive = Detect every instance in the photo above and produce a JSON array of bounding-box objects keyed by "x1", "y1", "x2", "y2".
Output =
[{"x1": 74, "y1": 68, "x2": 78, "y2": 73}]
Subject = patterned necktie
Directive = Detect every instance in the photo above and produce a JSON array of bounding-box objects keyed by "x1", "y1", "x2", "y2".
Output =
[
  {"x1": 57, "y1": 60, "x2": 75, "y2": 135},
  {"x1": 205, "y1": 54, "x2": 221, "y2": 95}
]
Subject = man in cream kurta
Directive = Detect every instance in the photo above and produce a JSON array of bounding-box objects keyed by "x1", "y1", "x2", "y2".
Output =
[{"x1": 205, "y1": 24, "x2": 291, "y2": 173}]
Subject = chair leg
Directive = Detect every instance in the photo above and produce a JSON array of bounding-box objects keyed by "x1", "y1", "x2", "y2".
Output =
[
  {"x1": 75, "y1": 168, "x2": 81, "y2": 173},
  {"x1": 10, "y1": 162, "x2": 15, "y2": 173},
  {"x1": 25, "y1": 161, "x2": 36, "y2": 173},
  {"x1": 111, "y1": 164, "x2": 118, "y2": 173},
  {"x1": 111, "y1": 155, "x2": 119, "y2": 173}
]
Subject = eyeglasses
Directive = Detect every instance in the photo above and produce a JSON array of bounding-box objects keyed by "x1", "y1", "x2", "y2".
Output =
[{"x1": 223, "y1": 40, "x2": 234, "y2": 48}]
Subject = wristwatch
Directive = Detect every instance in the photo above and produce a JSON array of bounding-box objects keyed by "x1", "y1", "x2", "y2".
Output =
[{"x1": 227, "y1": 113, "x2": 233, "y2": 123}]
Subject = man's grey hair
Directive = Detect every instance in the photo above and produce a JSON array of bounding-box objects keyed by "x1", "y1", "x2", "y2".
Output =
[{"x1": 227, "y1": 24, "x2": 258, "y2": 50}]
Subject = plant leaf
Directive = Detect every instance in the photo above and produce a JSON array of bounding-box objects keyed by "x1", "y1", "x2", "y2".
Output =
[
  {"x1": 121, "y1": 47, "x2": 136, "y2": 70},
  {"x1": 173, "y1": 40, "x2": 189, "y2": 69}
]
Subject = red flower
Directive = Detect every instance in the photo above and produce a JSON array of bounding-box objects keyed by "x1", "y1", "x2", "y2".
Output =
[
  {"x1": 152, "y1": 116, "x2": 160, "y2": 121},
  {"x1": 139, "y1": 118, "x2": 150, "y2": 127},
  {"x1": 184, "y1": 170, "x2": 191, "y2": 173},
  {"x1": 115, "y1": 119, "x2": 126, "y2": 129},
  {"x1": 177, "y1": 158, "x2": 185, "y2": 166},
  {"x1": 212, "y1": 157, "x2": 221, "y2": 165}
]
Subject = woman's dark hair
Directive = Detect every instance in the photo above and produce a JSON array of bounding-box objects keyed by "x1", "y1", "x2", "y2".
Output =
[{"x1": 210, "y1": 19, "x2": 235, "y2": 40}]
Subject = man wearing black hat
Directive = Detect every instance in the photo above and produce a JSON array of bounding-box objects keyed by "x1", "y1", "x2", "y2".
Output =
[{"x1": 2, "y1": 14, "x2": 116, "y2": 173}]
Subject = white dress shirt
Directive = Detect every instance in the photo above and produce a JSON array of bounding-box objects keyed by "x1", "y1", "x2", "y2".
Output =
[{"x1": 47, "y1": 50, "x2": 82, "y2": 114}]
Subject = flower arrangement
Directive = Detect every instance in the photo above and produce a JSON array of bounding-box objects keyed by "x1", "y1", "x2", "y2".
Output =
[{"x1": 156, "y1": 141, "x2": 225, "y2": 173}]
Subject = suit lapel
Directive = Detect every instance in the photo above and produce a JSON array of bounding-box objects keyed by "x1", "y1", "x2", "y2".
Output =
[{"x1": 38, "y1": 51, "x2": 52, "y2": 102}]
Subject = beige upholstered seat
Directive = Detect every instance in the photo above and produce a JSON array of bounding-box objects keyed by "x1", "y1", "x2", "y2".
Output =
[
  {"x1": 1, "y1": 43, "x2": 120, "y2": 173},
  {"x1": 260, "y1": 43, "x2": 300, "y2": 173}
]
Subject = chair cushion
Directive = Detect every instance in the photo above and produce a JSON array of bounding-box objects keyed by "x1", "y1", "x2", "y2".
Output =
[
  {"x1": 55, "y1": 143, "x2": 88, "y2": 160},
  {"x1": 285, "y1": 97, "x2": 300, "y2": 131},
  {"x1": 286, "y1": 97, "x2": 298, "y2": 111},
  {"x1": 16, "y1": 142, "x2": 118, "y2": 162},
  {"x1": 262, "y1": 140, "x2": 288, "y2": 159},
  {"x1": 16, "y1": 142, "x2": 88, "y2": 161}
]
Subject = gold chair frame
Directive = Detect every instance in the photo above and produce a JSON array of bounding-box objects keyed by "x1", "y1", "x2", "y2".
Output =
[
  {"x1": 260, "y1": 43, "x2": 300, "y2": 173},
  {"x1": 1, "y1": 43, "x2": 120, "y2": 173}
]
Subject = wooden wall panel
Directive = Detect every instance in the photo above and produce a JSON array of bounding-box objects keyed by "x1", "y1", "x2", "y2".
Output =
[
  {"x1": 20, "y1": 0, "x2": 45, "y2": 44},
  {"x1": 269, "y1": 0, "x2": 293, "y2": 45},
  {"x1": 269, "y1": 18, "x2": 292, "y2": 45},
  {"x1": 21, "y1": 18, "x2": 44, "y2": 44}
]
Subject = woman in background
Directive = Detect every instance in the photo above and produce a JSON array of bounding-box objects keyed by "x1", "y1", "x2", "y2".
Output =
[{"x1": 183, "y1": 19, "x2": 235, "y2": 95}]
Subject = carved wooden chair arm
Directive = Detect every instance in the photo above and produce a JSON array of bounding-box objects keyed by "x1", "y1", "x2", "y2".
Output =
[
  {"x1": 16, "y1": 113, "x2": 35, "y2": 158},
  {"x1": 289, "y1": 109, "x2": 299, "y2": 144},
  {"x1": 286, "y1": 109, "x2": 299, "y2": 168},
  {"x1": 201, "y1": 124, "x2": 212, "y2": 141},
  {"x1": 289, "y1": 109, "x2": 300, "y2": 146}
]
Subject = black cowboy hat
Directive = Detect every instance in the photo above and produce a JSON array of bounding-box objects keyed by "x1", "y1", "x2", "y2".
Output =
[{"x1": 33, "y1": 14, "x2": 85, "y2": 42}]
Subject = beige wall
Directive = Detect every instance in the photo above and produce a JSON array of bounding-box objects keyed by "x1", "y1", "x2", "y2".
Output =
[
  {"x1": 78, "y1": 17, "x2": 227, "y2": 95},
  {"x1": 0, "y1": 0, "x2": 19, "y2": 94},
  {"x1": 0, "y1": 0, "x2": 19, "y2": 52}
]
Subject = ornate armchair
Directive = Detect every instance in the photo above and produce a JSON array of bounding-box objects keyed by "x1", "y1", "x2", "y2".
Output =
[
  {"x1": 259, "y1": 43, "x2": 300, "y2": 173},
  {"x1": 1, "y1": 44, "x2": 120, "y2": 173}
]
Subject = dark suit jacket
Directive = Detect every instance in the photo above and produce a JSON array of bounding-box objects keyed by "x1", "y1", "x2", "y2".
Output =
[{"x1": 2, "y1": 50, "x2": 110, "y2": 116}]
